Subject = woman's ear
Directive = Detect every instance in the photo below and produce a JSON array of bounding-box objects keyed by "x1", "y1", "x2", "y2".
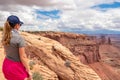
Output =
[
  {"x1": 14, "y1": 24, "x2": 17, "y2": 29},
  {"x1": 14, "y1": 24, "x2": 20, "y2": 30}
]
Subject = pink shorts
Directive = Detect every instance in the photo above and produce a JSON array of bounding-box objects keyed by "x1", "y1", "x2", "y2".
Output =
[{"x1": 2, "y1": 58, "x2": 29, "y2": 80}]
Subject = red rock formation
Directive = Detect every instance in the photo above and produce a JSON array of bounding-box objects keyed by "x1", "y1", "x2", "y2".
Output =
[
  {"x1": 28, "y1": 31, "x2": 120, "y2": 80},
  {"x1": 22, "y1": 32, "x2": 101, "y2": 80},
  {"x1": 32, "y1": 31, "x2": 101, "y2": 64}
]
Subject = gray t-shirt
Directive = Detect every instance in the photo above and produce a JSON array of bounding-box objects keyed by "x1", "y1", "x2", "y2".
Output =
[{"x1": 4, "y1": 29, "x2": 25, "y2": 61}]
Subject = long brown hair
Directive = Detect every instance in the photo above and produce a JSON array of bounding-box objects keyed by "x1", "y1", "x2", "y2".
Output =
[{"x1": 1, "y1": 21, "x2": 13, "y2": 46}]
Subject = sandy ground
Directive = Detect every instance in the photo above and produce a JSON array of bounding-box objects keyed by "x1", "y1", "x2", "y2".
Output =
[{"x1": 0, "y1": 47, "x2": 5, "y2": 80}]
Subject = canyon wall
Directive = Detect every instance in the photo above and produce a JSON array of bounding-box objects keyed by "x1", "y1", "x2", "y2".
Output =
[
  {"x1": 1, "y1": 31, "x2": 120, "y2": 80},
  {"x1": 31, "y1": 31, "x2": 101, "y2": 64},
  {"x1": 28, "y1": 31, "x2": 120, "y2": 80},
  {"x1": 22, "y1": 32, "x2": 101, "y2": 80}
]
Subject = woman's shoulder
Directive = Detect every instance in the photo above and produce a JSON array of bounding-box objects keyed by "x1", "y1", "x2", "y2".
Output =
[{"x1": 12, "y1": 33, "x2": 24, "y2": 42}]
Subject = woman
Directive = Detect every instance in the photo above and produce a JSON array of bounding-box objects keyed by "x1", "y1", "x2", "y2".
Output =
[{"x1": 1, "y1": 15, "x2": 32, "y2": 80}]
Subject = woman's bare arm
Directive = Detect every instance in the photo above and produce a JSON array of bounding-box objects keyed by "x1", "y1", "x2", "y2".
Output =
[
  {"x1": 19, "y1": 47, "x2": 33, "y2": 80},
  {"x1": 19, "y1": 47, "x2": 30, "y2": 72}
]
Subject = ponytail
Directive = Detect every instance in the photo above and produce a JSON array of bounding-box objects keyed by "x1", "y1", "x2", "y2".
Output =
[{"x1": 1, "y1": 21, "x2": 13, "y2": 46}]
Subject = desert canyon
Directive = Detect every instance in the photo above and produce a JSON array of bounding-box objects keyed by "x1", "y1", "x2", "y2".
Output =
[{"x1": 0, "y1": 31, "x2": 120, "y2": 80}]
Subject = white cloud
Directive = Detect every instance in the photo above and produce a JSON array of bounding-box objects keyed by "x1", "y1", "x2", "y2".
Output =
[
  {"x1": 0, "y1": 0, "x2": 76, "y2": 10},
  {"x1": 0, "y1": 0, "x2": 120, "y2": 32}
]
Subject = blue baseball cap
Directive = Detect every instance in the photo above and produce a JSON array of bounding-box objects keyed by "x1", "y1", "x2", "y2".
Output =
[{"x1": 7, "y1": 15, "x2": 23, "y2": 26}]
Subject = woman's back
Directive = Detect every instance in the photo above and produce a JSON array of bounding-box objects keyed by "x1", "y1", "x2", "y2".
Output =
[{"x1": 4, "y1": 29, "x2": 25, "y2": 62}]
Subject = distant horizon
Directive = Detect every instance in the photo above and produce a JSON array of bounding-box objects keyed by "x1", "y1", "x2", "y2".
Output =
[
  {"x1": 0, "y1": 26, "x2": 120, "y2": 34},
  {"x1": 23, "y1": 29, "x2": 120, "y2": 35}
]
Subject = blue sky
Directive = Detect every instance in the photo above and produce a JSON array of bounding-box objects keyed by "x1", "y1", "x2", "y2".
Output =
[
  {"x1": 0, "y1": 0, "x2": 120, "y2": 34},
  {"x1": 35, "y1": 2, "x2": 120, "y2": 19},
  {"x1": 36, "y1": 10, "x2": 60, "y2": 20},
  {"x1": 95, "y1": 2, "x2": 120, "y2": 9}
]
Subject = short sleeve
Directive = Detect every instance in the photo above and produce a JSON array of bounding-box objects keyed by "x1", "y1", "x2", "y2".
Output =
[{"x1": 18, "y1": 37, "x2": 26, "y2": 48}]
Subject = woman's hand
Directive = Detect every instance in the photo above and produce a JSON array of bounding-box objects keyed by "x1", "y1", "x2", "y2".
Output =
[{"x1": 28, "y1": 71, "x2": 33, "y2": 80}]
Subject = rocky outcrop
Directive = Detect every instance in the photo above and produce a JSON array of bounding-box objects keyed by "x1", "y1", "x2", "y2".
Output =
[
  {"x1": 28, "y1": 31, "x2": 120, "y2": 80},
  {"x1": 22, "y1": 32, "x2": 101, "y2": 80},
  {"x1": 31, "y1": 31, "x2": 101, "y2": 64},
  {"x1": 1, "y1": 31, "x2": 120, "y2": 80}
]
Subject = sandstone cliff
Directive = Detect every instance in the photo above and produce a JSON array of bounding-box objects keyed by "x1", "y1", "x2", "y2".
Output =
[
  {"x1": 22, "y1": 32, "x2": 101, "y2": 80},
  {"x1": 28, "y1": 31, "x2": 120, "y2": 80},
  {"x1": 30, "y1": 31, "x2": 101, "y2": 64},
  {"x1": 1, "y1": 31, "x2": 120, "y2": 80}
]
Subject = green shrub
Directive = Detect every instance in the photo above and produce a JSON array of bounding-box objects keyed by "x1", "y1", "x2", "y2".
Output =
[
  {"x1": 29, "y1": 61, "x2": 35, "y2": 70},
  {"x1": 32, "y1": 72, "x2": 43, "y2": 80},
  {"x1": 0, "y1": 27, "x2": 3, "y2": 31}
]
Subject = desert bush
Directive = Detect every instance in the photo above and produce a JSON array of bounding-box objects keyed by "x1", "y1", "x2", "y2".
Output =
[
  {"x1": 32, "y1": 72, "x2": 43, "y2": 80},
  {"x1": 0, "y1": 27, "x2": 3, "y2": 31},
  {"x1": 64, "y1": 59, "x2": 71, "y2": 67},
  {"x1": 29, "y1": 60, "x2": 35, "y2": 70}
]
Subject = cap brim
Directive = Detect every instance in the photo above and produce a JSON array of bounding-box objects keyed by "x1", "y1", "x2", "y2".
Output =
[{"x1": 20, "y1": 21, "x2": 24, "y2": 26}]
